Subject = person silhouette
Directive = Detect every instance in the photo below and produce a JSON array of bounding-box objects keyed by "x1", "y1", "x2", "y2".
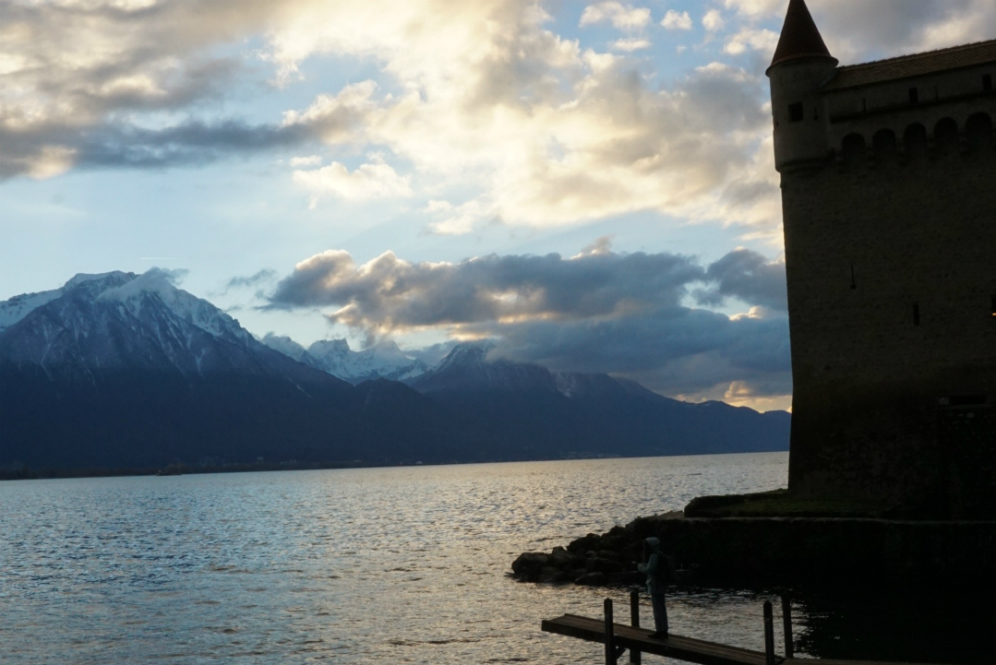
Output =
[{"x1": 637, "y1": 537, "x2": 674, "y2": 639}]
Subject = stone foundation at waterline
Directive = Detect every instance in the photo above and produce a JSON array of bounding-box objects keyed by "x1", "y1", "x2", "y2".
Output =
[{"x1": 511, "y1": 512, "x2": 996, "y2": 590}]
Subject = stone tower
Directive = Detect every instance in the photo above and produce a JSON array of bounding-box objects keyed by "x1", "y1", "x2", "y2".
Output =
[{"x1": 768, "y1": 0, "x2": 996, "y2": 516}]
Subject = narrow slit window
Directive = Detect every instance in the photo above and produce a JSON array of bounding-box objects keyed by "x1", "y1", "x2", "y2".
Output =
[
  {"x1": 991, "y1": 295, "x2": 996, "y2": 318},
  {"x1": 789, "y1": 103, "x2": 804, "y2": 123},
  {"x1": 913, "y1": 303, "x2": 921, "y2": 326},
  {"x1": 909, "y1": 87, "x2": 919, "y2": 104},
  {"x1": 985, "y1": 74, "x2": 993, "y2": 92}
]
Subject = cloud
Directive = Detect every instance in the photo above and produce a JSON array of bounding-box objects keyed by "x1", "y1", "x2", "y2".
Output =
[
  {"x1": 694, "y1": 248, "x2": 786, "y2": 310},
  {"x1": 611, "y1": 38, "x2": 652, "y2": 52},
  {"x1": 722, "y1": 0, "x2": 996, "y2": 62},
  {"x1": 266, "y1": 245, "x2": 791, "y2": 401},
  {"x1": 724, "y1": 28, "x2": 779, "y2": 56},
  {"x1": 268, "y1": 246, "x2": 706, "y2": 330},
  {"x1": 293, "y1": 160, "x2": 413, "y2": 205},
  {"x1": 661, "y1": 10, "x2": 693, "y2": 31},
  {"x1": 579, "y1": 2, "x2": 652, "y2": 31},
  {"x1": 703, "y1": 9, "x2": 726, "y2": 32},
  {"x1": 225, "y1": 269, "x2": 277, "y2": 291},
  {"x1": 0, "y1": 74, "x2": 371, "y2": 177},
  {"x1": 4, "y1": 0, "x2": 992, "y2": 240}
]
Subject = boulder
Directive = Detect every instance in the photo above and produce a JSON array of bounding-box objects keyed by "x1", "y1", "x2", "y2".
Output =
[
  {"x1": 511, "y1": 552, "x2": 550, "y2": 581},
  {"x1": 538, "y1": 566, "x2": 570, "y2": 584},
  {"x1": 587, "y1": 557, "x2": 625, "y2": 574},
  {"x1": 574, "y1": 572, "x2": 607, "y2": 586}
]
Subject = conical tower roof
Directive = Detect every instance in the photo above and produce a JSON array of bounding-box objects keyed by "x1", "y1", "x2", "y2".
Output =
[{"x1": 769, "y1": 0, "x2": 836, "y2": 69}]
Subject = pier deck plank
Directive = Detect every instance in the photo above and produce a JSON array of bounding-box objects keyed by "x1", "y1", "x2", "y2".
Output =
[
  {"x1": 543, "y1": 614, "x2": 767, "y2": 665},
  {"x1": 541, "y1": 614, "x2": 945, "y2": 665}
]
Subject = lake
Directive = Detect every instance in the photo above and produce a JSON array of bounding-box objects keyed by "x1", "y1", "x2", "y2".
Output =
[{"x1": 2, "y1": 452, "x2": 980, "y2": 664}]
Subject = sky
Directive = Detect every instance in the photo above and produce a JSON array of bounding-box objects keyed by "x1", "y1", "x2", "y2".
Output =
[{"x1": 2, "y1": 0, "x2": 995, "y2": 412}]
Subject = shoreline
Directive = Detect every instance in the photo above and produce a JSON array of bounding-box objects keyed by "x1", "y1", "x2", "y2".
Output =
[{"x1": 512, "y1": 510, "x2": 996, "y2": 591}]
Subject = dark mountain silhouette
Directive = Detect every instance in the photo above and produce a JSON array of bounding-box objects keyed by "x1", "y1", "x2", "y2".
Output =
[
  {"x1": 0, "y1": 272, "x2": 789, "y2": 475},
  {"x1": 408, "y1": 344, "x2": 790, "y2": 459}
]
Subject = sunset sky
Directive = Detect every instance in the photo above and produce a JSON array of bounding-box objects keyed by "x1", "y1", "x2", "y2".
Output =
[{"x1": 3, "y1": 0, "x2": 994, "y2": 411}]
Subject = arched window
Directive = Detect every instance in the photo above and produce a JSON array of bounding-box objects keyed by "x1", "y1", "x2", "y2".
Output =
[
  {"x1": 904, "y1": 123, "x2": 928, "y2": 161},
  {"x1": 841, "y1": 133, "x2": 866, "y2": 167},
  {"x1": 934, "y1": 117, "x2": 960, "y2": 156},
  {"x1": 966, "y1": 113, "x2": 993, "y2": 155},
  {"x1": 872, "y1": 129, "x2": 898, "y2": 164}
]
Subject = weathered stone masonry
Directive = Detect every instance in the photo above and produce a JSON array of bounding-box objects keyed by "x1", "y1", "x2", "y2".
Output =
[{"x1": 769, "y1": 0, "x2": 996, "y2": 514}]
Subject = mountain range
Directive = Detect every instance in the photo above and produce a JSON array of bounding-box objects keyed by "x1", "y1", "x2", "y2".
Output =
[{"x1": 0, "y1": 270, "x2": 789, "y2": 475}]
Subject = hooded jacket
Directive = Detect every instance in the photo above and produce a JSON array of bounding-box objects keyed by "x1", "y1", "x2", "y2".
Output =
[{"x1": 638, "y1": 537, "x2": 674, "y2": 594}]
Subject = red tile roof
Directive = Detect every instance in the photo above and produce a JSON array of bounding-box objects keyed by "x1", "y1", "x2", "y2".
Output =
[
  {"x1": 823, "y1": 39, "x2": 996, "y2": 91},
  {"x1": 769, "y1": 0, "x2": 837, "y2": 69}
]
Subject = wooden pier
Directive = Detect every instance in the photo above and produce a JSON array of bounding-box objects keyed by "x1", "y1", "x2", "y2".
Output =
[{"x1": 542, "y1": 594, "x2": 949, "y2": 665}]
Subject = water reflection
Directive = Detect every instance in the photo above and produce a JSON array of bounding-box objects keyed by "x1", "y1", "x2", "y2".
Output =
[{"x1": 9, "y1": 454, "x2": 986, "y2": 664}]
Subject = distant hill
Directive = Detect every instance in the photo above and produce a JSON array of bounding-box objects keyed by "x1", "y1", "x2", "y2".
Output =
[{"x1": 0, "y1": 271, "x2": 789, "y2": 475}]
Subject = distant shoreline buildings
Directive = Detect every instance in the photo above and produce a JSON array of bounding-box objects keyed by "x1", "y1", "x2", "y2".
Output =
[{"x1": 768, "y1": 0, "x2": 996, "y2": 516}]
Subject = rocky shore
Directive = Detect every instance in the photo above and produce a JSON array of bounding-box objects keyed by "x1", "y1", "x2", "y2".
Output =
[{"x1": 511, "y1": 510, "x2": 996, "y2": 591}]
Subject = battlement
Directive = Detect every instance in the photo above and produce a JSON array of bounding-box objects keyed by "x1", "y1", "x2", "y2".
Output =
[
  {"x1": 830, "y1": 110, "x2": 994, "y2": 169},
  {"x1": 769, "y1": 17, "x2": 996, "y2": 172}
]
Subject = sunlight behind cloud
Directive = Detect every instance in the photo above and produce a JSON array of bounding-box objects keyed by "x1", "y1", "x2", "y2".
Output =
[{"x1": 293, "y1": 160, "x2": 413, "y2": 205}]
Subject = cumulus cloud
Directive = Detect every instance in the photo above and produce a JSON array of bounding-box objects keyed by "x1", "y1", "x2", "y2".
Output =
[
  {"x1": 661, "y1": 10, "x2": 693, "y2": 31},
  {"x1": 703, "y1": 9, "x2": 726, "y2": 32},
  {"x1": 611, "y1": 38, "x2": 652, "y2": 52},
  {"x1": 4, "y1": 0, "x2": 992, "y2": 240},
  {"x1": 293, "y1": 159, "x2": 413, "y2": 205},
  {"x1": 266, "y1": 245, "x2": 790, "y2": 401},
  {"x1": 694, "y1": 249, "x2": 786, "y2": 310},
  {"x1": 724, "y1": 28, "x2": 780, "y2": 56},
  {"x1": 579, "y1": 2, "x2": 652, "y2": 31}
]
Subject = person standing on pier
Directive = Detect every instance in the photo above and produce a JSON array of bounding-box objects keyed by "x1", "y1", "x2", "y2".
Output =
[{"x1": 638, "y1": 537, "x2": 674, "y2": 639}]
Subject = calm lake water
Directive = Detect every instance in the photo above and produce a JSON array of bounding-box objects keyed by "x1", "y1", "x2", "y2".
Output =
[{"x1": 1, "y1": 453, "x2": 982, "y2": 664}]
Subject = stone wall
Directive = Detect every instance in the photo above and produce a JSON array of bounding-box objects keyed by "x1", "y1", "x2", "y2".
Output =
[{"x1": 781, "y1": 116, "x2": 996, "y2": 511}]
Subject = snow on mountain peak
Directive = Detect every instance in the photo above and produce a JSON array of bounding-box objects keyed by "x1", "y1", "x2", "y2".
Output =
[
  {"x1": 65, "y1": 271, "x2": 133, "y2": 289},
  {"x1": 96, "y1": 269, "x2": 248, "y2": 343},
  {"x1": 0, "y1": 272, "x2": 136, "y2": 334},
  {"x1": 260, "y1": 336, "x2": 433, "y2": 383}
]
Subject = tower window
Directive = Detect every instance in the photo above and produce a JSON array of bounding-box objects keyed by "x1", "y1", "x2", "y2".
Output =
[
  {"x1": 985, "y1": 74, "x2": 993, "y2": 92},
  {"x1": 789, "y1": 103, "x2": 804, "y2": 123},
  {"x1": 909, "y1": 87, "x2": 919, "y2": 104},
  {"x1": 913, "y1": 303, "x2": 921, "y2": 326},
  {"x1": 991, "y1": 295, "x2": 996, "y2": 318}
]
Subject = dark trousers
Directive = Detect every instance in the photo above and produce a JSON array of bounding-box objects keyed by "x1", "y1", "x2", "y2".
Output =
[{"x1": 650, "y1": 591, "x2": 668, "y2": 634}]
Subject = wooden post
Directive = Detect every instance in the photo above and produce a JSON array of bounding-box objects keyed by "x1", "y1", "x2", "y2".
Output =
[
  {"x1": 630, "y1": 590, "x2": 642, "y2": 665},
  {"x1": 781, "y1": 595, "x2": 794, "y2": 659},
  {"x1": 763, "y1": 600, "x2": 776, "y2": 665},
  {"x1": 605, "y1": 598, "x2": 616, "y2": 665}
]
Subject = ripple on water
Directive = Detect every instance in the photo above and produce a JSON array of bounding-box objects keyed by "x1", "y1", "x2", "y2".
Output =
[{"x1": 0, "y1": 454, "x2": 791, "y2": 665}]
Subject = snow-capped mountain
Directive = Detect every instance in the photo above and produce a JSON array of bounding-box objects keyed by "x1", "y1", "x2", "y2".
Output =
[
  {"x1": 261, "y1": 335, "x2": 431, "y2": 384},
  {"x1": 0, "y1": 269, "x2": 336, "y2": 385},
  {"x1": 0, "y1": 272, "x2": 790, "y2": 475},
  {"x1": 0, "y1": 272, "x2": 135, "y2": 334}
]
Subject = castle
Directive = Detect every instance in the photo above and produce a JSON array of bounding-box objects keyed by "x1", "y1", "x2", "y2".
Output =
[{"x1": 767, "y1": 0, "x2": 996, "y2": 516}]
